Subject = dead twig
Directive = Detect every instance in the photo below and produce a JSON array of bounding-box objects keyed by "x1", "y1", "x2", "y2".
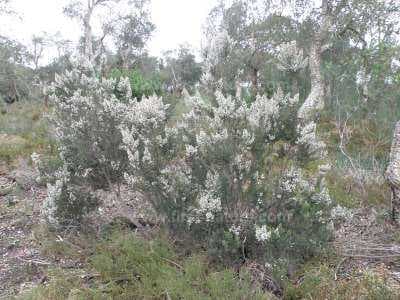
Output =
[
  {"x1": 16, "y1": 257, "x2": 52, "y2": 266},
  {"x1": 335, "y1": 257, "x2": 348, "y2": 281}
]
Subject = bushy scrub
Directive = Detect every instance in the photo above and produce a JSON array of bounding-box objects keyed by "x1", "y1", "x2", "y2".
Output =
[
  {"x1": 47, "y1": 57, "x2": 131, "y2": 190},
  {"x1": 122, "y1": 89, "x2": 335, "y2": 265},
  {"x1": 43, "y1": 58, "x2": 132, "y2": 225},
  {"x1": 46, "y1": 57, "x2": 338, "y2": 268}
]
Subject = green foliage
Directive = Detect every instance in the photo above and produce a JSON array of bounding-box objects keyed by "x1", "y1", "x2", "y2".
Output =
[
  {"x1": 21, "y1": 231, "x2": 272, "y2": 300},
  {"x1": 110, "y1": 68, "x2": 162, "y2": 100}
]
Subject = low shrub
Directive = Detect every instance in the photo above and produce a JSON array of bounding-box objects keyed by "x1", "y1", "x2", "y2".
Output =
[{"x1": 121, "y1": 89, "x2": 334, "y2": 266}]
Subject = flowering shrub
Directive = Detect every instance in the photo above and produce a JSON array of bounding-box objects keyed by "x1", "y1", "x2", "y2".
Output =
[
  {"x1": 276, "y1": 41, "x2": 308, "y2": 73},
  {"x1": 46, "y1": 56, "x2": 337, "y2": 267},
  {"x1": 43, "y1": 57, "x2": 133, "y2": 225},
  {"x1": 122, "y1": 89, "x2": 334, "y2": 264},
  {"x1": 47, "y1": 57, "x2": 131, "y2": 190}
]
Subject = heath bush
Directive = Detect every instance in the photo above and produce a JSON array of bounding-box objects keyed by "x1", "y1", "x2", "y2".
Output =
[{"x1": 122, "y1": 89, "x2": 335, "y2": 265}]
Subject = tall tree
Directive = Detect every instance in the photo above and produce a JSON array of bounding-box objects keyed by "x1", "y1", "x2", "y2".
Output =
[
  {"x1": 63, "y1": 0, "x2": 121, "y2": 63},
  {"x1": 111, "y1": 0, "x2": 155, "y2": 70},
  {"x1": 30, "y1": 34, "x2": 48, "y2": 71}
]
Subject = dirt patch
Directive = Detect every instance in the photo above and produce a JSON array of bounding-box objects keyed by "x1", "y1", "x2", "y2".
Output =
[
  {"x1": 334, "y1": 207, "x2": 400, "y2": 289},
  {"x1": 0, "y1": 169, "x2": 47, "y2": 298}
]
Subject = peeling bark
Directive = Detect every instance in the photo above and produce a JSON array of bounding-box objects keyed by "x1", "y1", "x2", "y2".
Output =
[
  {"x1": 386, "y1": 121, "x2": 400, "y2": 222},
  {"x1": 83, "y1": 1, "x2": 95, "y2": 61},
  {"x1": 298, "y1": 0, "x2": 332, "y2": 123}
]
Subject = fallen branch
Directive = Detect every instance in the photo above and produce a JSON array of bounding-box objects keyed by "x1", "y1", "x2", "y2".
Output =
[
  {"x1": 16, "y1": 257, "x2": 53, "y2": 266},
  {"x1": 335, "y1": 257, "x2": 348, "y2": 281}
]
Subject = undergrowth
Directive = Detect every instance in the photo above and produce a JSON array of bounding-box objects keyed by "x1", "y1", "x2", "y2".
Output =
[
  {"x1": 0, "y1": 102, "x2": 56, "y2": 164},
  {"x1": 20, "y1": 228, "x2": 273, "y2": 300}
]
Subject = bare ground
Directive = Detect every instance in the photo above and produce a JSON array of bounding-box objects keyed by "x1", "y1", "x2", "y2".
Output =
[{"x1": 0, "y1": 161, "x2": 47, "y2": 299}]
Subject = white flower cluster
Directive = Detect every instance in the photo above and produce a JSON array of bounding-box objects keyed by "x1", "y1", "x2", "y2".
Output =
[
  {"x1": 279, "y1": 167, "x2": 302, "y2": 194},
  {"x1": 188, "y1": 172, "x2": 222, "y2": 224},
  {"x1": 356, "y1": 67, "x2": 371, "y2": 87},
  {"x1": 48, "y1": 58, "x2": 133, "y2": 189},
  {"x1": 120, "y1": 96, "x2": 170, "y2": 178},
  {"x1": 276, "y1": 41, "x2": 308, "y2": 73},
  {"x1": 312, "y1": 183, "x2": 332, "y2": 205},
  {"x1": 331, "y1": 205, "x2": 353, "y2": 220},
  {"x1": 194, "y1": 192, "x2": 222, "y2": 222},
  {"x1": 229, "y1": 224, "x2": 242, "y2": 237},
  {"x1": 255, "y1": 225, "x2": 272, "y2": 242}
]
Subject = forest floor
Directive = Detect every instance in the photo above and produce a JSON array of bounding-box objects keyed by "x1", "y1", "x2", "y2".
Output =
[{"x1": 0, "y1": 160, "x2": 48, "y2": 299}]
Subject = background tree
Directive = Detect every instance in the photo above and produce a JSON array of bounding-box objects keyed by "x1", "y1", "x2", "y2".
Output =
[
  {"x1": 111, "y1": 0, "x2": 155, "y2": 70},
  {"x1": 202, "y1": 0, "x2": 297, "y2": 97},
  {"x1": 29, "y1": 34, "x2": 49, "y2": 71},
  {"x1": 162, "y1": 45, "x2": 202, "y2": 94},
  {"x1": 0, "y1": 36, "x2": 32, "y2": 103},
  {"x1": 63, "y1": 0, "x2": 122, "y2": 64}
]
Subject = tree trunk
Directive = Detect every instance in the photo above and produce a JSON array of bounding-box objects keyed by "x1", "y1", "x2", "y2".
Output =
[
  {"x1": 297, "y1": 40, "x2": 324, "y2": 122},
  {"x1": 291, "y1": 74, "x2": 299, "y2": 97},
  {"x1": 9, "y1": 79, "x2": 19, "y2": 103},
  {"x1": 250, "y1": 67, "x2": 259, "y2": 98},
  {"x1": 83, "y1": 2, "x2": 94, "y2": 62},
  {"x1": 298, "y1": 0, "x2": 332, "y2": 123},
  {"x1": 121, "y1": 45, "x2": 132, "y2": 70},
  {"x1": 386, "y1": 121, "x2": 400, "y2": 222}
]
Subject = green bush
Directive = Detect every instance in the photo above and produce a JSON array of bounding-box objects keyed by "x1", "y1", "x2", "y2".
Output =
[
  {"x1": 110, "y1": 68, "x2": 163, "y2": 100},
  {"x1": 284, "y1": 264, "x2": 397, "y2": 300}
]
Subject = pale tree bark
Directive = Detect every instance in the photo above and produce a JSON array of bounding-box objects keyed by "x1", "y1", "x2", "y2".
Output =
[
  {"x1": 385, "y1": 121, "x2": 400, "y2": 222},
  {"x1": 83, "y1": 2, "x2": 95, "y2": 62},
  {"x1": 80, "y1": 0, "x2": 116, "y2": 64},
  {"x1": 298, "y1": 0, "x2": 332, "y2": 123}
]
